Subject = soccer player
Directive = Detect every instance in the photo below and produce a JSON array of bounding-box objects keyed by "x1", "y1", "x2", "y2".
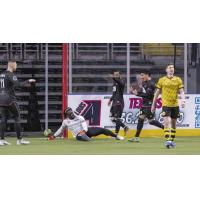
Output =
[
  {"x1": 128, "y1": 70, "x2": 164, "y2": 142},
  {"x1": 151, "y1": 64, "x2": 185, "y2": 148},
  {"x1": 108, "y1": 71, "x2": 129, "y2": 136},
  {"x1": 48, "y1": 107, "x2": 124, "y2": 141},
  {"x1": 0, "y1": 60, "x2": 36, "y2": 146}
]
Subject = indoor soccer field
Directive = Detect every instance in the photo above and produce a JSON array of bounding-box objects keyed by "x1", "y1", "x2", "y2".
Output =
[{"x1": 0, "y1": 136, "x2": 200, "y2": 155}]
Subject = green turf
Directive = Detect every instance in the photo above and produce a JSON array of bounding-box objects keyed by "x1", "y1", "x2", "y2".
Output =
[{"x1": 0, "y1": 137, "x2": 200, "y2": 155}]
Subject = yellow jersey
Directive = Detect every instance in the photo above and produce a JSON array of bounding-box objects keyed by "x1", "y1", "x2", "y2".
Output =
[{"x1": 156, "y1": 76, "x2": 184, "y2": 107}]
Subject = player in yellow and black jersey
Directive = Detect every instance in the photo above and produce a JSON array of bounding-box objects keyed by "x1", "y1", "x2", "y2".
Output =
[{"x1": 151, "y1": 63, "x2": 186, "y2": 149}]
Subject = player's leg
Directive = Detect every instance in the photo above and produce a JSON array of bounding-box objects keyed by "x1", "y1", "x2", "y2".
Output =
[
  {"x1": 9, "y1": 102, "x2": 30, "y2": 145},
  {"x1": 162, "y1": 106, "x2": 172, "y2": 140},
  {"x1": 112, "y1": 103, "x2": 128, "y2": 135},
  {"x1": 86, "y1": 127, "x2": 124, "y2": 140},
  {"x1": 76, "y1": 133, "x2": 91, "y2": 141},
  {"x1": 0, "y1": 107, "x2": 10, "y2": 145},
  {"x1": 144, "y1": 108, "x2": 164, "y2": 129},
  {"x1": 163, "y1": 116, "x2": 171, "y2": 140},
  {"x1": 170, "y1": 107, "x2": 180, "y2": 141},
  {"x1": 149, "y1": 119, "x2": 164, "y2": 129},
  {"x1": 110, "y1": 104, "x2": 121, "y2": 134},
  {"x1": 128, "y1": 113, "x2": 145, "y2": 142},
  {"x1": 148, "y1": 109, "x2": 164, "y2": 129},
  {"x1": 162, "y1": 107, "x2": 171, "y2": 140},
  {"x1": 171, "y1": 118, "x2": 177, "y2": 141},
  {"x1": 118, "y1": 104, "x2": 129, "y2": 135},
  {"x1": 162, "y1": 107, "x2": 176, "y2": 148},
  {"x1": 0, "y1": 107, "x2": 7, "y2": 140}
]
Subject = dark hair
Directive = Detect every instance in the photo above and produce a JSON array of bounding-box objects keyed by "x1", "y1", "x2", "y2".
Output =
[
  {"x1": 8, "y1": 59, "x2": 17, "y2": 63},
  {"x1": 140, "y1": 69, "x2": 151, "y2": 76},
  {"x1": 64, "y1": 107, "x2": 73, "y2": 118},
  {"x1": 112, "y1": 70, "x2": 120, "y2": 74},
  {"x1": 166, "y1": 63, "x2": 174, "y2": 68}
]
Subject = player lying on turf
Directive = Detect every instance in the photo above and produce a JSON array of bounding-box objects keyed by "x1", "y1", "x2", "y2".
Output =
[
  {"x1": 47, "y1": 107, "x2": 124, "y2": 141},
  {"x1": 128, "y1": 70, "x2": 164, "y2": 142},
  {"x1": 151, "y1": 63, "x2": 186, "y2": 149}
]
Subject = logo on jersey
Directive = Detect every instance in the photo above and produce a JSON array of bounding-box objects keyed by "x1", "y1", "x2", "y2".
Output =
[
  {"x1": 74, "y1": 100, "x2": 101, "y2": 126},
  {"x1": 13, "y1": 76, "x2": 17, "y2": 81}
]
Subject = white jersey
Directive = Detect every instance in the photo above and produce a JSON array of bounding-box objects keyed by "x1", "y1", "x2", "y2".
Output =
[{"x1": 54, "y1": 115, "x2": 88, "y2": 138}]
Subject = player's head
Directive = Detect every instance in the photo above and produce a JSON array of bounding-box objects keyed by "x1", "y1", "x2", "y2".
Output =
[
  {"x1": 8, "y1": 60, "x2": 17, "y2": 72},
  {"x1": 139, "y1": 69, "x2": 151, "y2": 82},
  {"x1": 64, "y1": 107, "x2": 75, "y2": 119},
  {"x1": 113, "y1": 70, "x2": 121, "y2": 78},
  {"x1": 166, "y1": 63, "x2": 174, "y2": 76}
]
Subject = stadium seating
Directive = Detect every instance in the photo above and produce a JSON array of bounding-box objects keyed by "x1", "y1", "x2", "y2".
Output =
[{"x1": 71, "y1": 43, "x2": 184, "y2": 93}]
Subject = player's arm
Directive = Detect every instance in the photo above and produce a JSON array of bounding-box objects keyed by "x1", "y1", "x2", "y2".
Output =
[
  {"x1": 179, "y1": 88, "x2": 186, "y2": 108},
  {"x1": 151, "y1": 88, "x2": 161, "y2": 113},
  {"x1": 151, "y1": 78, "x2": 162, "y2": 112},
  {"x1": 137, "y1": 85, "x2": 155, "y2": 99},
  {"x1": 54, "y1": 121, "x2": 67, "y2": 138},
  {"x1": 108, "y1": 95, "x2": 113, "y2": 106},
  {"x1": 11, "y1": 74, "x2": 36, "y2": 87},
  {"x1": 112, "y1": 77, "x2": 125, "y2": 87},
  {"x1": 178, "y1": 78, "x2": 185, "y2": 108}
]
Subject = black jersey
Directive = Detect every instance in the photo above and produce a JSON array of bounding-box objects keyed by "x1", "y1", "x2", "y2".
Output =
[
  {"x1": 110, "y1": 77, "x2": 125, "y2": 104},
  {"x1": 137, "y1": 80, "x2": 155, "y2": 107},
  {"x1": 0, "y1": 70, "x2": 27, "y2": 102}
]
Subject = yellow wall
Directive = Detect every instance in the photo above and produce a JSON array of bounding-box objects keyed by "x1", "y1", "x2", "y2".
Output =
[{"x1": 68, "y1": 129, "x2": 200, "y2": 139}]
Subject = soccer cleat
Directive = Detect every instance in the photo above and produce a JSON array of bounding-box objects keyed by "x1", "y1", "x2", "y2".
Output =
[
  {"x1": 128, "y1": 137, "x2": 140, "y2": 143},
  {"x1": 0, "y1": 140, "x2": 11, "y2": 146},
  {"x1": 165, "y1": 141, "x2": 171, "y2": 149},
  {"x1": 116, "y1": 135, "x2": 124, "y2": 140},
  {"x1": 165, "y1": 141, "x2": 176, "y2": 149},
  {"x1": 124, "y1": 126, "x2": 129, "y2": 136},
  {"x1": 17, "y1": 138, "x2": 30, "y2": 145},
  {"x1": 47, "y1": 135, "x2": 55, "y2": 140},
  {"x1": 170, "y1": 141, "x2": 176, "y2": 148}
]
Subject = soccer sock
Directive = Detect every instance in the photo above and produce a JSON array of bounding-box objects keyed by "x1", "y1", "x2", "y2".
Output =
[
  {"x1": 135, "y1": 118, "x2": 144, "y2": 138},
  {"x1": 102, "y1": 129, "x2": 118, "y2": 138},
  {"x1": 149, "y1": 120, "x2": 164, "y2": 129},
  {"x1": 0, "y1": 118, "x2": 6, "y2": 140},
  {"x1": 15, "y1": 118, "x2": 22, "y2": 140},
  {"x1": 164, "y1": 128, "x2": 171, "y2": 141},
  {"x1": 116, "y1": 119, "x2": 126, "y2": 128},
  {"x1": 171, "y1": 128, "x2": 176, "y2": 141},
  {"x1": 115, "y1": 119, "x2": 125, "y2": 134},
  {"x1": 115, "y1": 124, "x2": 120, "y2": 134}
]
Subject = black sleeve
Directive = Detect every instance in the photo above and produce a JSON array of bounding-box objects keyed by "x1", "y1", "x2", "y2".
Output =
[
  {"x1": 137, "y1": 83, "x2": 155, "y2": 99},
  {"x1": 10, "y1": 74, "x2": 29, "y2": 87},
  {"x1": 110, "y1": 94, "x2": 114, "y2": 101},
  {"x1": 112, "y1": 77, "x2": 125, "y2": 87}
]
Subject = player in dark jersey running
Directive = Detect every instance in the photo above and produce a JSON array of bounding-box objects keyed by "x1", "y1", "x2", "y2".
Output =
[
  {"x1": 108, "y1": 71, "x2": 129, "y2": 136},
  {"x1": 0, "y1": 60, "x2": 36, "y2": 146},
  {"x1": 128, "y1": 69, "x2": 164, "y2": 142}
]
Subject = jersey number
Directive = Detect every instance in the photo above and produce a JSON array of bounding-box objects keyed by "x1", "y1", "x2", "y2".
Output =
[{"x1": 0, "y1": 78, "x2": 5, "y2": 88}]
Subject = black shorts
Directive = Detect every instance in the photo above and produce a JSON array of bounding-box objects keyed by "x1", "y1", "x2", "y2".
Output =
[
  {"x1": 0, "y1": 101, "x2": 21, "y2": 119},
  {"x1": 0, "y1": 93, "x2": 13, "y2": 106},
  {"x1": 110, "y1": 101, "x2": 124, "y2": 119},
  {"x1": 161, "y1": 106, "x2": 180, "y2": 119},
  {"x1": 139, "y1": 107, "x2": 154, "y2": 120}
]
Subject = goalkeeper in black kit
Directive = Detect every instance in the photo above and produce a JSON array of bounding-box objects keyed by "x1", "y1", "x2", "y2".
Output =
[
  {"x1": 129, "y1": 70, "x2": 164, "y2": 142},
  {"x1": 0, "y1": 60, "x2": 36, "y2": 146},
  {"x1": 108, "y1": 71, "x2": 129, "y2": 136}
]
